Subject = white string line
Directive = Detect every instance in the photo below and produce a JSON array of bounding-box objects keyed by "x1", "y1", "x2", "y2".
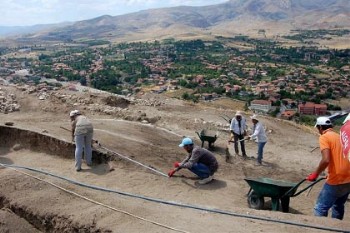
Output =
[{"x1": 1, "y1": 165, "x2": 190, "y2": 233}]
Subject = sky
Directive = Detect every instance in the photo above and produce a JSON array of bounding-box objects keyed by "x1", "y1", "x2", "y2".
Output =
[{"x1": 0, "y1": 0, "x2": 229, "y2": 27}]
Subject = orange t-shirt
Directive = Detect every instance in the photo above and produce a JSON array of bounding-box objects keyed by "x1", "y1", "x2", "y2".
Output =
[{"x1": 319, "y1": 129, "x2": 350, "y2": 185}]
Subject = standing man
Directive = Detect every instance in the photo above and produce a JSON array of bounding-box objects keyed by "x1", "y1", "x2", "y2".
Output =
[
  {"x1": 168, "y1": 137, "x2": 218, "y2": 185},
  {"x1": 249, "y1": 115, "x2": 267, "y2": 165},
  {"x1": 230, "y1": 111, "x2": 248, "y2": 158},
  {"x1": 306, "y1": 116, "x2": 350, "y2": 220},
  {"x1": 70, "y1": 110, "x2": 94, "y2": 172}
]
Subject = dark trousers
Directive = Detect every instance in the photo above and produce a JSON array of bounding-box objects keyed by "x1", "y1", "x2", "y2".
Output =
[{"x1": 233, "y1": 133, "x2": 247, "y2": 156}]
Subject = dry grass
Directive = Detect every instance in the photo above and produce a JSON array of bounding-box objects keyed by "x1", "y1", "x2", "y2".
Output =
[
  {"x1": 163, "y1": 88, "x2": 194, "y2": 99},
  {"x1": 325, "y1": 98, "x2": 350, "y2": 110},
  {"x1": 199, "y1": 97, "x2": 246, "y2": 111}
]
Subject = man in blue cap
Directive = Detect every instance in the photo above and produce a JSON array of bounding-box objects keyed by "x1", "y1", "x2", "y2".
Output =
[{"x1": 168, "y1": 137, "x2": 218, "y2": 184}]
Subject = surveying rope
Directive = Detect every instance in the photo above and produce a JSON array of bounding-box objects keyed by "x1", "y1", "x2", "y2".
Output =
[
  {"x1": 97, "y1": 143, "x2": 169, "y2": 177},
  {"x1": 0, "y1": 164, "x2": 189, "y2": 233},
  {"x1": 59, "y1": 125, "x2": 168, "y2": 177}
]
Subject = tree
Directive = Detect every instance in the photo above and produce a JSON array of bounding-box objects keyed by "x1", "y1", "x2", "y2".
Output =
[
  {"x1": 80, "y1": 77, "x2": 87, "y2": 86},
  {"x1": 182, "y1": 92, "x2": 190, "y2": 100}
]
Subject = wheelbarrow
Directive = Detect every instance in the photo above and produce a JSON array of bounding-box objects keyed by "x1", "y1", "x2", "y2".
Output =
[
  {"x1": 244, "y1": 177, "x2": 325, "y2": 213},
  {"x1": 196, "y1": 129, "x2": 218, "y2": 148}
]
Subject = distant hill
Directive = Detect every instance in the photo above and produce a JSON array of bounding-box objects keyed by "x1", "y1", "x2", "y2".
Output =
[
  {"x1": 6, "y1": 0, "x2": 350, "y2": 42},
  {"x1": 0, "y1": 23, "x2": 73, "y2": 38}
]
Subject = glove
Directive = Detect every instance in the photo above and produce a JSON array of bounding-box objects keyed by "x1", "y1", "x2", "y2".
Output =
[
  {"x1": 168, "y1": 169, "x2": 176, "y2": 177},
  {"x1": 174, "y1": 162, "x2": 181, "y2": 168},
  {"x1": 306, "y1": 172, "x2": 319, "y2": 181}
]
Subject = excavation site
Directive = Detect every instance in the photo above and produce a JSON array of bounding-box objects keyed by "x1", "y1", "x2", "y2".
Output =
[{"x1": 0, "y1": 85, "x2": 349, "y2": 233}]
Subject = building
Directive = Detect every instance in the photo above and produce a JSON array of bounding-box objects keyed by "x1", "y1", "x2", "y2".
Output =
[
  {"x1": 250, "y1": 100, "x2": 272, "y2": 113},
  {"x1": 314, "y1": 104, "x2": 328, "y2": 115},
  {"x1": 298, "y1": 102, "x2": 327, "y2": 115},
  {"x1": 281, "y1": 110, "x2": 297, "y2": 120}
]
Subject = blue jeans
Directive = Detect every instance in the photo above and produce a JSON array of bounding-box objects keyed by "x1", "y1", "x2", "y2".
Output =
[
  {"x1": 75, "y1": 133, "x2": 93, "y2": 170},
  {"x1": 189, "y1": 163, "x2": 211, "y2": 179},
  {"x1": 257, "y1": 142, "x2": 266, "y2": 163},
  {"x1": 314, "y1": 182, "x2": 350, "y2": 220}
]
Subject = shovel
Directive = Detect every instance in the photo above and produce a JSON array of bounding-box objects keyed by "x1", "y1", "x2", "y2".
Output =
[{"x1": 225, "y1": 137, "x2": 249, "y2": 162}]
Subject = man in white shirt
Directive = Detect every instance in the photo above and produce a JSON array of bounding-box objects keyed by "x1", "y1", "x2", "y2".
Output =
[
  {"x1": 249, "y1": 115, "x2": 267, "y2": 165},
  {"x1": 230, "y1": 111, "x2": 248, "y2": 157}
]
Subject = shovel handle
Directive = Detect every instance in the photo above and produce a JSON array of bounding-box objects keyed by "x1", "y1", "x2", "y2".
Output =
[{"x1": 228, "y1": 138, "x2": 249, "y2": 143}]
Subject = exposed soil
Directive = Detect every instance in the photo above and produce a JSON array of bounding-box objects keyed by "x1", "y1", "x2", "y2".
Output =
[{"x1": 0, "y1": 85, "x2": 349, "y2": 233}]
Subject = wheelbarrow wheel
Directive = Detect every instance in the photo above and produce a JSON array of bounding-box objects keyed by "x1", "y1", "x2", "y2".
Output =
[{"x1": 248, "y1": 191, "x2": 264, "y2": 210}]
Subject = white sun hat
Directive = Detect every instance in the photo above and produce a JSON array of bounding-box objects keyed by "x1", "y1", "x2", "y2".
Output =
[
  {"x1": 250, "y1": 114, "x2": 259, "y2": 121},
  {"x1": 235, "y1": 111, "x2": 242, "y2": 116},
  {"x1": 69, "y1": 110, "x2": 80, "y2": 117}
]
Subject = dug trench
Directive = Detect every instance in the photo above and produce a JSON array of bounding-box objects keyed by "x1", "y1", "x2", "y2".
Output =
[
  {"x1": 0, "y1": 195, "x2": 109, "y2": 232},
  {"x1": 0, "y1": 125, "x2": 112, "y2": 232}
]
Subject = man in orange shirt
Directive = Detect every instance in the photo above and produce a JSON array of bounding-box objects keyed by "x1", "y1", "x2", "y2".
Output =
[{"x1": 306, "y1": 116, "x2": 350, "y2": 220}]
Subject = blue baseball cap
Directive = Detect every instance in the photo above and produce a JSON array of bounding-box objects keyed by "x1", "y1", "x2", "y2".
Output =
[{"x1": 179, "y1": 137, "x2": 193, "y2": 147}]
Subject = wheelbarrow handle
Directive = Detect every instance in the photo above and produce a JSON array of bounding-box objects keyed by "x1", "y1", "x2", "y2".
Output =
[
  {"x1": 220, "y1": 115, "x2": 230, "y2": 122},
  {"x1": 283, "y1": 177, "x2": 326, "y2": 198}
]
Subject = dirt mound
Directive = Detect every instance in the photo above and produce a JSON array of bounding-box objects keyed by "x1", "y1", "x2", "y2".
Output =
[{"x1": 102, "y1": 95, "x2": 130, "y2": 108}]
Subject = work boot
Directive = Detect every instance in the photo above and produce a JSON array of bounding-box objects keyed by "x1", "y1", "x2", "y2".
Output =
[{"x1": 198, "y1": 176, "x2": 213, "y2": 185}]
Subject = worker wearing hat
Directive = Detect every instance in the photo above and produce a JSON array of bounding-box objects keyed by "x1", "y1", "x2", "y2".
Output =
[
  {"x1": 168, "y1": 137, "x2": 218, "y2": 185},
  {"x1": 307, "y1": 116, "x2": 350, "y2": 220},
  {"x1": 248, "y1": 114, "x2": 267, "y2": 165},
  {"x1": 229, "y1": 111, "x2": 248, "y2": 158},
  {"x1": 70, "y1": 110, "x2": 94, "y2": 171}
]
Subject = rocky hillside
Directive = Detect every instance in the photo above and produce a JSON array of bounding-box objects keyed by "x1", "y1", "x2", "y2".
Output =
[{"x1": 11, "y1": 0, "x2": 350, "y2": 41}]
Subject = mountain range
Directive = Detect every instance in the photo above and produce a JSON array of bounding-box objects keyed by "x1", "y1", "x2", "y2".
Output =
[{"x1": 3, "y1": 0, "x2": 350, "y2": 42}]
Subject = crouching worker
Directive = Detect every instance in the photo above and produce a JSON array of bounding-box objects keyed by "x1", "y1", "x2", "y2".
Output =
[
  {"x1": 168, "y1": 137, "x2": 218, "y2": 185},
  {"x1": 70, "y1": 110, "x2": 94, "y2": 172}
]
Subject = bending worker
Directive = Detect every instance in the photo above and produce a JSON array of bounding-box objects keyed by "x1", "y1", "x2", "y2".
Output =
[
  {"x1": 70, "y1": 110, "x2": 94, "y2": 172},
  {"x1": 307, "y1": 116, "x2": 350, "y2": 220},
  {"x1": 168, "y1": 137, "x2": 218, "y2": 185}
]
